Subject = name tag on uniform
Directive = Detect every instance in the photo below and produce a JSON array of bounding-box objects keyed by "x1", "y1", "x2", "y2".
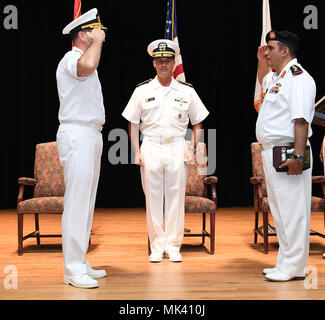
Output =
[
  {"x1": 174, "y1": 98, "x2": 188, "y2": 104},
  {"x1": 145, "y1": 97, "x2": 155, "y2": 102}
]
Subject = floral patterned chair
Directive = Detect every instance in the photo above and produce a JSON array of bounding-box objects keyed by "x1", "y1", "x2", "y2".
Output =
[
  {"x1": 250, "y1": 142, "x2": 325, "y2": 254},
  {"x1": 148, "y1": 141, "x2": 218, "y2": 255},
  {"x1": 17, "y1": 142, "x2": 65, "y2": 255}
]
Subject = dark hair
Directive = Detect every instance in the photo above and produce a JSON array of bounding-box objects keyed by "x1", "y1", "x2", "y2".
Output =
[
  {"x1": 70, "y1": 28, "x2": 92, "y2": 42},
  {"x1": 277, "y1": 31, "x2": 299, "y2": 58},
  {"x1": 278, "y1": 41, "x2": 298, "y2": 58}
]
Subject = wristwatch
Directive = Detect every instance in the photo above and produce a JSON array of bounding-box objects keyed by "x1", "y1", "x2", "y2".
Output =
[{"x1": 292, "y1": 154, "x2": 304, "y2": 162}]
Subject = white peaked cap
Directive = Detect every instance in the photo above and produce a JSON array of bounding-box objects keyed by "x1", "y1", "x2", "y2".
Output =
[
  {"x1": 147, "y1": 39, "x2": 180, "y2": 58},
  {"x1": 62, "y1": 8, "x2": 107, "y2": 35}
]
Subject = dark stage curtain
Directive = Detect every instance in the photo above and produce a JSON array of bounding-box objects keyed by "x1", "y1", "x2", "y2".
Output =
[{"x1": 1, "y1": 0, "x2": 324, "y2": 209}]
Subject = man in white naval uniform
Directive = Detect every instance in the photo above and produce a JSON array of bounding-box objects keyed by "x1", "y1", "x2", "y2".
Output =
[
  {"x1": 256, "y1": 30, "x2": 316, "y2": 282},
  {"x1": 56, "y1": 8, "x2": 107, "y2": 288},
  {"x1": 122, "y1": 39, "x2": 209, "y2": 263}
]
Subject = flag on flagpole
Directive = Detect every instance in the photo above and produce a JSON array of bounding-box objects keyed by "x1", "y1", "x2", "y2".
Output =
[
  {"x1": 72, "y1": 0, "x2": 82, "y2": 47},
  {"x1": 74, "y1": 0, "x2": 82, "y2": 20},
  {"x1": 253, "y1": 0, "x2": 271, "y2": 112},
  {"x1": 164, "y1": 0, "x2": 186, "y2": 82}
]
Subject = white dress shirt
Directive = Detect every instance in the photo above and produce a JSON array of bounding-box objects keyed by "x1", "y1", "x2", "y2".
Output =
[
  {"x1": 256, "y1": 58, "x2": 316, "y2": 145},
  {"x1": 56, "y1": 47, "x2": 105, "y2": 127},
  {"x1": 122, "y1": 76, "x2": 209, "y2": 138}
]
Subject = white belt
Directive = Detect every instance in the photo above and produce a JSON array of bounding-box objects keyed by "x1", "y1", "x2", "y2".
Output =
[
  {"x1": 61, "y1": 121, "x2": 103, "y2": 132},
  {"x1": 143, "y1": 136, "x2": 184, "y2": 144}
]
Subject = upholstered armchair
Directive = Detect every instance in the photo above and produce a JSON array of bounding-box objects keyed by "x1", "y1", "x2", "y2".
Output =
[
  {"x1": 17, "y1": 142, "x2": 65, "y2": 255},
  {"x1": 184, "y1": 142, "x2": 218, "y2": 254},
  {"x1": 250, "y1": 142, "x2": 325, "y2": 254}
]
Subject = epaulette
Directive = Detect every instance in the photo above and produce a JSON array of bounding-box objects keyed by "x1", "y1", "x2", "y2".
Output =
[
  {"x1": 136, "y1": 79, "x2": 152, "y2": 87},
  {"x1": 290, "y1": 65, "x2": 303, "y2": 76},
  {"x1": 177, "y1": 80, "x2": 193, "y2": 87}
]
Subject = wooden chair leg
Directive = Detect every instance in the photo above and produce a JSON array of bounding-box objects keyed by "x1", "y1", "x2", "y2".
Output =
[
  {"x1": 18, "y1": 213, "x2": 23, "y2": 256},
  {"x1": 202, "y1": 212, "x2": 206, "y2": 244},
  {"x1": 254, "y1": 211, "x2": 259, "y2": 244},
  {"x1": 34, "y1": 213, "x2": 40, "y2": 245},
  {"x1": 210, "y1": 212, "x2": 215, "y2": 255},
  {"x1": 263, "y1": 210, "x2": 269, "y2": 254},
  {"x1": 148, "y1": 236, "x2": 151, "y2": 256}
]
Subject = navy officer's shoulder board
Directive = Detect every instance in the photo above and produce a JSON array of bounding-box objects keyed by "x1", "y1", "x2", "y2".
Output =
[
  {"x1": 177, "y1": 80, "x2": 193, "y2": 87},
  {"x1": 290, "y1": 65, "x2": 303, "y2": 76},
  {"x1": 137, "y1": 79, "x2": 152, "y2": 87}
]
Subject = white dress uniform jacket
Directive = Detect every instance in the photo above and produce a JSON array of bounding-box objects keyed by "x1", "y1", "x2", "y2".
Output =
[
  {"x1": 57, "y1": 47, "x2": 105, "y2": 128},
  {"x1": 56, "y1": 46, "x2": 105, "y2": 277},
  {"x1": 122, "y1": 76, "x2": 208, "y2": 136},
  {"x1": 256, "y1": 58, "x2": 316, "y2": 277},
  {"x1": 122, "y1": 76, "x2": 209, "y2": 255}
]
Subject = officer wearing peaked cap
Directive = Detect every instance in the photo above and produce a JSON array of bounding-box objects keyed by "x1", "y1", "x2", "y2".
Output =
[
  {"x1": 56, "y1": 8, "x2": 107, "y2": 289},
  {"x1": 122, "y1": 39, "x2": 209, "y2": 263},
  {"x1": 256, "y1": 30, "x2": 316, "y2": 282}
]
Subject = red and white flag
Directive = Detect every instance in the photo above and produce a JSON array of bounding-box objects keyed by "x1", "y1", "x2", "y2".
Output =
[
  {"x1": 72, "y1": 0, "x2": 82, "y2": 47},
  {"x1": 74, "y1": 0, "x2": 82, "y2": 20},
  {"x1": 254, "y1": 0, "x2": 271, "y2": 112}
]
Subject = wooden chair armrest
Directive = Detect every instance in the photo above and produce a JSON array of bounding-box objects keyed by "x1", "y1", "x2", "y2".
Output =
[
  {"x1": 312, "y1": 176, "x2": 325, "y2": 184},
  {"x1": 18, "y1": 177, "x2": 37, "y2": 186},
  {"x1": 203, "y1": 176, "x2": 218, "y2": 206},
  {"x1": 203, "y1": 176, "x2": 218, "y2": 185},
  {"x1": 17, "y1": 177, "x2": 36, "y2": 204},
  {"x1": 250, "y1": 176, "x2": 263, "y2": 184}
]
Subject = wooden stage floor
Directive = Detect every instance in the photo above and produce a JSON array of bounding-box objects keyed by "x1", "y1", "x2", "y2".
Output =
[{"x1": 1, "y1": 207, "x2": 325, "y2": 300}]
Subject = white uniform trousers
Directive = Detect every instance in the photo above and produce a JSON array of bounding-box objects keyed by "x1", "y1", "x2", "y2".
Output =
[
  {"x1": 56, "y1": 123, "x2": 103, "y2": 277},
  {"x1": 140, "y1": 137, "x2": 188, "y2": 254},
  {"x1": 261, "y1": 146, "x2": 312, "y2": 277}
]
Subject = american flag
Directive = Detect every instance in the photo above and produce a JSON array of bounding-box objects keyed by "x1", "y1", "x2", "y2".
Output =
[
  {"x1": 165, "y1": 0, "x2": 186, "y2": 82},
  {"x1": 253, "y1": 0, "x2": 271, "y2": 112}
]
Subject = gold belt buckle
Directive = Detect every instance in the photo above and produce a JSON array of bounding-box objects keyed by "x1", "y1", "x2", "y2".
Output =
[
  {"x1": 258, "y1": 144, "x2": 264, "y2": 152},
  {"x1": 163, "y1": 138, "x2": 172, "y2": 144}
]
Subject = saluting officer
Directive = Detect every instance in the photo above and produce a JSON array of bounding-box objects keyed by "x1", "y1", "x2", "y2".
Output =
[
  {"x1": 256, "y1": 30, "x2": 316, "y2": 281},
  {"x1": 122, "y1": 39, "x2": 209, "y2": 263},
  {"x1": 56, "y1": 8, "x2": 107, "y2": 288}
]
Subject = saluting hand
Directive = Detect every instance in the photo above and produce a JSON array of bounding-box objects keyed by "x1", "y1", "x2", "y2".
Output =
[
  {"x1": 279, "y1": 159, "x2": 303, "y2": 175},
  {"x1": 88, "y1": 28, "x2": 106, "y2": 44},
  {"x1": 257, "y1": 45, "x2": 268, "y2": 62}
]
